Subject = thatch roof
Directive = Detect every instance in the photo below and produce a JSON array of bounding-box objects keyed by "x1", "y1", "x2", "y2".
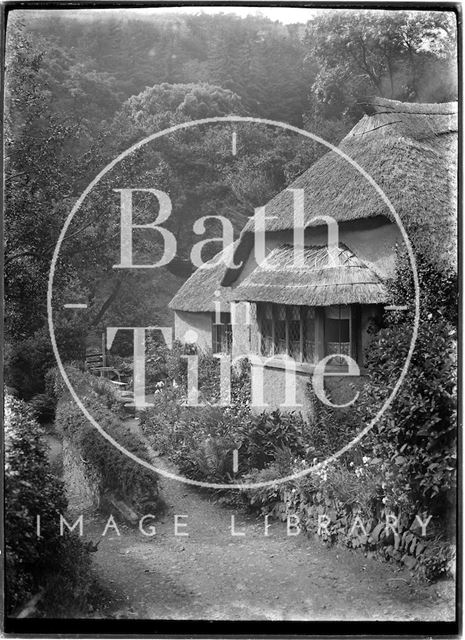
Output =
[
  {"x1": 223, "y1": 97, "x2": 457, "y2": 283},
  {"x1": 231, "y1": 243, "x2": 387, "y2": 307},
  {"x1": 169, "y1": 244, "x2": 235, "y2": 312},
  {"x1": 170, "y1": 97, "x2": 457, "y2": 313}
]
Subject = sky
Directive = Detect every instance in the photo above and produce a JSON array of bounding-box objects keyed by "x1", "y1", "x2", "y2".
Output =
[
  {"x1": 20, "y1": 5, "x2": 323, "y2": 25},
  {"x1": 140, "y1": 5, "x2": 321, "y2": 24}
]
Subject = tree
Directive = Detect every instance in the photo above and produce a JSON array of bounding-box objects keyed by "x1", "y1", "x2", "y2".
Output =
[
  {"x1": 4, "y1": 19, "x2": 118, "y2": 339},
  {"x1": 304, "y1": 10, "x2": 457, "y2": 120}
]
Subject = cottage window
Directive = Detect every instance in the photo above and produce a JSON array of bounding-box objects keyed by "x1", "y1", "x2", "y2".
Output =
[
  {"x1": 257, "y1": 303, "x2": 357, "y2": 365},
  {"x1": 324, "y1": 305, "x2": 351, "y2": 364},
  {"x1": 288, "y1": 306, "x2": 301, "y2": 360},
  {"x1": 212, "y1": 312, "x2": 232, "y2": 354},
  {"x1": 274, "y1": 305, "x2": 287, "y2": 355},
  {"x1": 259, "y1": 304, "x2": 273, "y2": 357},
  {"x1": 303, "y1": 307, "x2": 316, "y2": 363}
]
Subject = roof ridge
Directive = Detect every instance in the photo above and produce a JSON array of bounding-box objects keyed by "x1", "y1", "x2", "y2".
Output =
[{"x1": 357, "y1": 96, "x2": 458, "y2": 116}]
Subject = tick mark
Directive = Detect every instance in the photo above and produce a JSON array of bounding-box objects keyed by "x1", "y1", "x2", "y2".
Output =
[
  {"x1": 232, "y1": 449, "x2": 239, "y2": 473},
  {"x1": 232, "y1": 131, "x2": 237, "y2": 156},
  {"x1": 384, "y1": 305, "x2": 409, "y2": 311},
  {"x1": 64, "y1": 303, "x2": 88, "y2": 309}
]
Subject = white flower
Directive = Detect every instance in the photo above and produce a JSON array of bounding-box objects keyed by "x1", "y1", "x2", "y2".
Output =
[{"x1": 362, "y1": 456, "x2": 370, "y2": 464}]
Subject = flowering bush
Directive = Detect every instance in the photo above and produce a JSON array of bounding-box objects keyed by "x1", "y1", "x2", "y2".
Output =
[{"x1": 141, "y1": 350, "x2": 312, "y2": 486}]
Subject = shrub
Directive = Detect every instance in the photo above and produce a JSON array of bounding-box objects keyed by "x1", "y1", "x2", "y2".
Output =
[
  {"x1": 305, "y1": 393, "x2": 364, "y2": 462},
  {"x1": 171, "y1": 404, "x2": 244, "y2": 482},
  {"x1": 89, "y1": 375, "x2": 129, "y2": 419},
  {"x1": 139, "y1": 385, "x2": 185, "y2": 454},
  {"x1": 243, "y1": 454, "x2": 454, "y2": 580},
  {"x1": 53, "y1": 364, "x2": 129, "y2": 418},
  {"x1": 5, "y1": 395, "x2": 96, "y2": 616},
  {"x1": 358, "y1": 253, "x2": 457, "y2": 524},
  {"x1": 29, "y1": 392, "x2": 56, "y2": 425},
  {"x1": 4, "y1": 320, "x2": 87, "y2": 400},
  {"x1": 145, "y1": 337, "x2": 249, "y2": 402},
  {"x1": 417, "y1": 540, "x2": 456, "y2": 582},
  {"x1": 238, "y1": 409, "x2": 312, "y2": 471},
  {"x1": 142, "y1": 377, "x2": 311, "y2": 487}
]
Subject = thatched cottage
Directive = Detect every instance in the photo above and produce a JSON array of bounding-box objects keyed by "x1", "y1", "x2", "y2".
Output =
[{"x1": 169, "y1": 97, "x2": 457, "y2": 411}]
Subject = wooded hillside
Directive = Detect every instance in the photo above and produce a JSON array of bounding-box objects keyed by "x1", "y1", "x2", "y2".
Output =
[{"x1": 5, "y1": 8, "x2": 457, "y2": 393}]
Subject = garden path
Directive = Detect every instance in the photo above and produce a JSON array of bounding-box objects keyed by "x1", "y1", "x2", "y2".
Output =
[{"x1": 84, "y1": 418, "x2": 454, "y2": 621}]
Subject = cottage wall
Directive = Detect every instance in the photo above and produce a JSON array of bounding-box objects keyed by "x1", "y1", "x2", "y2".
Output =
[
  {"x1": 252, "y1": 362, "x2": 315, "y2": 420},
  {"x1": 252, "y1": 363, "x2": 366, "y2": 421},
  {"x1": 174, "y1": 310, "x2": 213, "y2": 352}
]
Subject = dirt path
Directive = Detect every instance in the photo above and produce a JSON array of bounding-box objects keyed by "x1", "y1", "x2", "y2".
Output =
[{"x1": 83, "y1": 419, "x2": 454, "y2": 621}]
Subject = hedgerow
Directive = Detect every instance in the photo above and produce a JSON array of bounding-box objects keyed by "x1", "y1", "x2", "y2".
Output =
[
  {"x1": 54, "y1": 366, "x2": 160, "y2": 514},
  {"x1": 5, "y1": 395, "x2": 97, "y2": 616},
  {"x1": 359, "y1": 252, "x2": 457, "y2": 523}
]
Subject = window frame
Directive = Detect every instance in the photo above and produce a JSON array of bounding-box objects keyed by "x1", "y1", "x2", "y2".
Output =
[
  {"x1": 324, "y1": 305, "x2": 352, "y2": 363},
  {"x1": 212, "y1": 312, "x2": 232, "y2": 354},
  {"x1": 257, "y1": 302, "x2": 361, "y2": 366}
]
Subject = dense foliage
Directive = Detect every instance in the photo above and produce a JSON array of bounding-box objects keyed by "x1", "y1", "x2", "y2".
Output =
[
  {"x1": 5, "y1": 395, "x2": 97, "y2": 615},
  {"x1": 139, "y1": 250, "x2": 457, "y2": 579},
  {"x1": 55, "y1": 367, "x2": 160, "y2": 514},
  {"x1": 140, "y1": 345, "x2": 311, "y2": 485},
  {"x1": 305, "y1": 11, "x2": 457, "y2": 119},
  {"x1": 244, "y1": 252, "x2": 457, "y2": 578},
  {"x1": 360, "y1": 253, "x2": 457, "y2": 523}
]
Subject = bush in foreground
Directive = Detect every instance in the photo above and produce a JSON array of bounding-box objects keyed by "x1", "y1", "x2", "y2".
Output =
[{"x1": 5, "y1": 395, "x2": 97, "y2": 616}]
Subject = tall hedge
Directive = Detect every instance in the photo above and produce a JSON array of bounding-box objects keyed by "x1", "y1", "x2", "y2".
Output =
[
  {"x1": 361, "y1": 253, "x2": 457, "y2": 523},
  {"x1": 5, "y1": 395, "x2": 94, "y2": 615}
]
